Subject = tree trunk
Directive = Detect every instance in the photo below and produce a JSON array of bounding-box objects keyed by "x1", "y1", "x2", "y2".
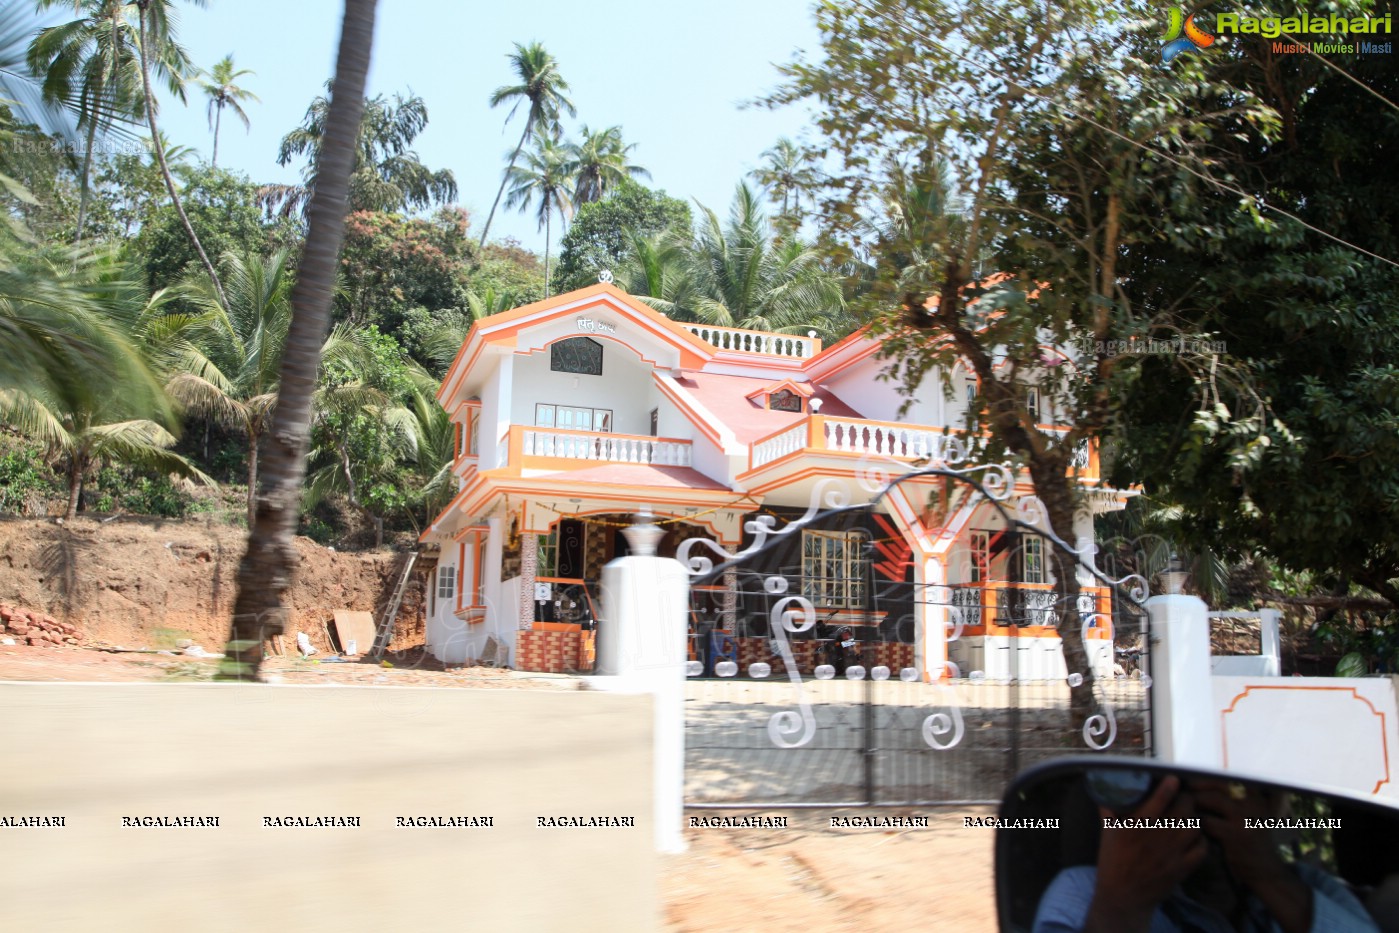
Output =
[
  {"x1": 135, "y1": 2, "x2": 228, "y2": 310},
  {"x1": 212, "y1": 102, "x2": 222, "y2": 167},
  {"x1": 245, "y1": 424, "x2": 259, "y2": 528},
  {"x1": 73, "y1": 117, "x2": 99, "y2": 246},
  {"x1": 221, "y1": 0, "x2": 378, "y2": 680},
  {"x1": 1027, "y1": 455, "x2": 1095, "y2": 725},
  {"x1": 544, "y1": 210, "x2": 551, "y2": 299},
  {"x1": 64, "y1": 457, "x2": 82, "y2": 522},
  {"x1": 477, "y1": 116, "x2": 534, "y2": 250}
]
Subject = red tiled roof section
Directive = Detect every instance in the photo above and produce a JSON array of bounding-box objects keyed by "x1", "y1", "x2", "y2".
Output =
[
  {"x1": 529, "y1": 464, "x2": 731, "y2": 490},
  {"x1": 676, "y1": 371, "x2": 864, "y2": 443}
]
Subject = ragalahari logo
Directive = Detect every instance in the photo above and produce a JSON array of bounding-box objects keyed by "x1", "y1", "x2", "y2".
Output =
[{"x1": 1161, "y1": 6, "x2": 1216, "y2": 63}]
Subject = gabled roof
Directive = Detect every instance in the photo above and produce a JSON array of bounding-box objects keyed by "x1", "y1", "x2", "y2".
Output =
[{"x1": 437, "y1": 284, "x2": 715, "y2": 405}]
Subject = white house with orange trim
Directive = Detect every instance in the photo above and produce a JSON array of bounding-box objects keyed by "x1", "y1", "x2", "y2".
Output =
[{"x1": 422, "y1": 282, "x2": 1129, "y2": 679}]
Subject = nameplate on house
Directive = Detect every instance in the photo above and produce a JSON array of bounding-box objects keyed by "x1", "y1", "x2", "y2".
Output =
[{"x1": 576, "y1": 317, "x2": 616, "y2": 335}]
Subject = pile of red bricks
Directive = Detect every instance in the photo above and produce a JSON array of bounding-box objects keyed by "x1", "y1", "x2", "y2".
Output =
[
  {"x1": 515, "y1": 629, "x2": 595, "y2": 673},
  {"x1": 1, "y1": 603, "x2": 82, "y2": 648}
]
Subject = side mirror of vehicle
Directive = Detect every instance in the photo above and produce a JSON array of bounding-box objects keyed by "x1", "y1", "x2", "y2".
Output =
[{"x1": 995, "y1": 757, "x2": 1399, "y2": 933}]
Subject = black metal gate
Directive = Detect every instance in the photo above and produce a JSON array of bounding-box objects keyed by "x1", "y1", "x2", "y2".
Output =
[{"x1": 680, "y1": 466, "x2": 1154, "y2": 807}]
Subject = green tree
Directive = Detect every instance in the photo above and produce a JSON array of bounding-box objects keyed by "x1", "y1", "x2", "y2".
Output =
[
  {"x1": 273, "y1": 87, "x2": 457, "y2": 216},
  {"x1": 337, "y1": 206, "x2": 473, "y2": 332},
  {"x1": 130, "y1": 0, "x2": 228, "y2": 306},
  {"x1": 771, "y1": 0, "x2": 1272, "y2": 717},
  {"x1": 477, "y1": 41, "x2": 574, "y2": 249},
  {"x1": 306, "y1": 324, "x2": 413, "y2": 548},
  {"x1": 566, "y1": 124, "x2": 648, "y2": 205},
  {"x1": 173, "y1": 248, "x2": 371, "y2": 525},
  {"x1": 751, "y1": 137, "x2": 817, "y2": 235},
  {"x1": 224, "y1": 0, "x2": 378, "y2": 679},
  {"x1": 504, "y1": 131, "x2": 573, "y2": 297},
  {"x1": 552, "y1": 178, "x2": 690, "y2": 293},
  {"x1": 198, "y1": 53, "x2": 257, "y2": 167},
  {"x1": 0, "y1": 252, "x2": 210, "y2": 520},
  {"x1": 27, "y1": 0, "x2": 150, "y2": 244},
  {"x1": 139, "y1": 165, "x2": 276, "y2": 289},
  {"x1": 1111, "y1": 12, "x2": 1399, "y2": 612},
  {"x1": 675, "y1": 183, "x2": 845, "y2": 337}
]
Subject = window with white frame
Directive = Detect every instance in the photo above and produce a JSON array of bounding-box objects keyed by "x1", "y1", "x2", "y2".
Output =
[
  {"x1": 436, "y1": 565, "x2": 456, "y2": 602},
  {"x1": 968, "y1": 531, "x2": 990, "y2": 583},
  {"x1": 535, "y1": 404, "x2": 613, "y2": 432},
  {"x1": 1022, "y1": 536, "x2": 1046, "y2": 585},
  {"x1": 1022, "y1": 385, "x2": 1040, "y2": 423},
  {"x1": 802, "y1": 530, "x2": 867, "y2": 608}
]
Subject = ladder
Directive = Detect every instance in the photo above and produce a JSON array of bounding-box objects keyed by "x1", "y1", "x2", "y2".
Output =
[{"x1": 372, "y1": 551, "x2": 419, "y2": 658}]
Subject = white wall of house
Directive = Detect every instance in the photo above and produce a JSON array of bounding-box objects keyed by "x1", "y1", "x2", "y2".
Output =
[
  {"x1": 477, "y1": 355, "x2": 511, "y2": 470},
  {"x1": 824, "y1": 357, "x2": 957, "y2": 427},
  {"x1": 948, "y1": 634, "x2": 1114, "y2": 680},
  {"x1": 425, "y1": 517, "x2": 522, "y2": 665},
  {"x1": 688, "y1": 430, "x2": 733, "y2": 489},
  {"x1": 510, "y1": 343, "x2": 659, "y2": 437}
]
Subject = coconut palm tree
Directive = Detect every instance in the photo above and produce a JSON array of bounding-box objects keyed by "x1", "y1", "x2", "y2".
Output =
[
  {"x1": 617, "y1": 229, "x2": 695, "y2": 319},
  {"x1": 197, "y1": 53, "x2": 257, "y2": 167},
  {"x1": 477, "y1": 41, "x2": 573, "y2": 249},
  {"x1": 224, "y1": 0, "x2": 378, "y2": 679},
  {"x1": 683, "y1": 183, "x2": 845, "y2": 337},
  {"x1": 752, "y1": 137, "x2": 818, "y2": 230},
  {"x1": 172, "y1": 248, "x2": 371, "y2": 526},
  {"x1": 504, "y1": 132, "x2": 574, "y2": 298},
  {"x1": 0, "y1": 251, "x2": 211, "y2": 520},
  {"x1": 26, "y1": 0, "x2": 151, "y2": 244},
  {"x1": 128, "y1": 0, "x2": 227, "y2": 307},
  {"x1": 272, "y1": 88, "x2": 456, "y2": 215},
  {"x1": 566, "y1": 124, "x2": 648, "y2": 205}
]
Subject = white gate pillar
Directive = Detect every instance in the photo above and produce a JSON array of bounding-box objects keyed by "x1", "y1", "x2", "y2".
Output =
[
  {"x1": 1147, "y1": 572, "x2": 1221, "y2": 767},
  {"x1": 594, "y1": 512, "x2": 688, "y2": 853},
  {"x1": 916, "y1": 556, "x2": 948, "y2": 682}
]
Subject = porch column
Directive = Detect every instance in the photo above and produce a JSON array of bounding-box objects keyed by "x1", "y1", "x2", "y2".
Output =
[
  {"x1": 720, "y1": 569, "x2": 739, "y2": 631},
  {"x1": 916, "y1": 555, "x2": 949, "y2": 682},
  {"x1": 518, "y1": 533, "x2": 538, "y2": 630},
  {"x1": 1071, "y1": 509, "x2": 1096, "y2": 589}
]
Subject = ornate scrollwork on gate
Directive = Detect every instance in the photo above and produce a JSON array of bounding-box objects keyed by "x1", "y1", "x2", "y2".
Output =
[{"x1": 681, "y1": 453, "x2": 1152, "y2": 754}]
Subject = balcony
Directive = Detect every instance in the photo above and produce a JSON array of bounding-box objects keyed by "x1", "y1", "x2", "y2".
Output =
[
  {"x1": 746, "y1": 415, "x2": 1097, "y2": 478},
  {"x1": 497, "y1": 425, "x2": 693, "y2": 470},
  {"x1": 679, "y1": 323, "x2": 820, "y2": 359}
]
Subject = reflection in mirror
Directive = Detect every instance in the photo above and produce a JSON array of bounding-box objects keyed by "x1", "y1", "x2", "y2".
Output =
[{"x1": 995, "y1": 759, "x2": 1399, "y2": 933}]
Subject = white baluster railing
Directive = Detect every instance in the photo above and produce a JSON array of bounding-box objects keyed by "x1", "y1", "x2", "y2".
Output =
[
  {"x1": 819, "y1": 419, "x2": 951, "y2": 461},
  {"x1": 681, "y1": 324, "x2": 819, "y2": 359},
  {"x1": 519, "y1": 429, "x2": 692, "y2": 467},
  {"x1": 750, "y1": 422, "x2": 810, "y2": 468}
]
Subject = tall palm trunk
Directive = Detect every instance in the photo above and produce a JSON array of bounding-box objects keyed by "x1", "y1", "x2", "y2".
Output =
[
  {"x1": 477, "y1": 117, "x2": 533, "y2": 250},
  {"x1": 245, "y1": 418, "x2": 259, "y2": 527},
  {"x1": 74, "y1": 7, "x2": 124, "y2": 246},
  {"x1": 543, "y1": 209, "x2": 551, "y2": 298},
  {"x1": 73, "y1": 118, "x2": 100, "y2": 245},
  {"x1": 135, "y1": 1, "x2": 227, "y2": 309},
  {"x1": 64, "y1": 457, "x2": 84, "y2": 522},
  {"x1": 212, "y1": 101, "x2": 222, "y2": 167},
  {"x1": 222, "y1": 0, "x2": 378, "y2": 679}
]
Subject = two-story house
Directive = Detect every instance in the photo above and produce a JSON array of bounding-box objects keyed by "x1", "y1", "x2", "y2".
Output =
[{"x1": 422, "y1": 282, "x2": 1127, "y2": 679}]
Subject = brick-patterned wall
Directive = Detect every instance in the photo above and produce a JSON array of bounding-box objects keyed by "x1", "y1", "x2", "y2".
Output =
[
  {"x1": 515, "y1": 630, "x2": 595, "y2": 673},
  {"x1": 734, "y1": 638, "x2": 914, "y2": 676}
]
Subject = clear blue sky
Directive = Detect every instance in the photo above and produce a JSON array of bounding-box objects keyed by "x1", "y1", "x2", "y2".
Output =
[{"x1": 143, "y1": 0, "x2": 822, "y2": 255}]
